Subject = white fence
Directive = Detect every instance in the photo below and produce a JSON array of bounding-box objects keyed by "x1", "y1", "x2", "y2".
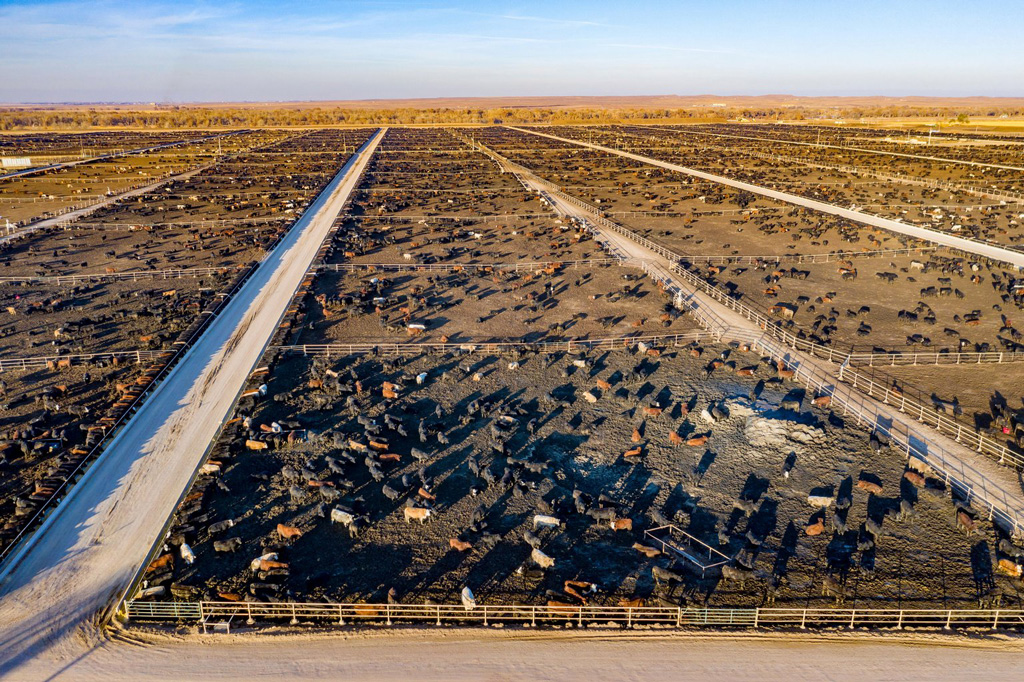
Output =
[
  {"x1": 123, "y1": 600, "x2": 1024, "y2": 632},
  {"x1": 274, "y1": 331, "x2": 715, "y2": 357},
  {"x1": 316, "y1": 258, "x2": 619, "y2": 274}
]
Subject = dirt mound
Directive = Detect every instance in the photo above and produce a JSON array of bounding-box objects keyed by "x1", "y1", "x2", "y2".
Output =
[{"x1": 744, "y1": 412, "x2": 825, "y2": 450}]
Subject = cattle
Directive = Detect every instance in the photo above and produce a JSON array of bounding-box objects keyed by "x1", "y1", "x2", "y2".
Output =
[
  {"x1": 805, "y1": 517, "x2": 826, "y2": 536},
  {"x1": 208, "y1": 519, "x2": 234, "y2": 535},
  {"x1": 721, "y1": 564, "x2": 754, "y2": 585},
  {"x1": 524, "y1": 529, "x2": 542, "y2": 549},
  {"x1": 811, "y1": 395, "x2": 832, "y2": 408},
  {"x1": 865, "y1": 517, "x2": 884, "y2": 541},
  {"x1": 533, "y1": 514, "x2": 562, "y2": 530},
  {"x1": 146, "y1": 554, "x2": 174, "y2": 573},
  {"x1": 685, "y1": 435, "x2": 708, "y2": 447},
  {"x1": 856, "y1": 476, "x2": 883, "y2": 495},
  {"x1": 997, "y1": 558, "x2": 1023, "y2": 578},
  {"x1": 213, "y1": 537, "x2": 242, "y2": 553},
  {"x1": 449, "y1": 538, "x2": 473, "y2": 552},
  {"x1": 330, "y1": 507, "x2": 356, "y2": 526},
  {"x1": 277, "y1": 523, "x2": 303, "y2": 539},
  {"x1": 179, "y1": 542, "x2": 195, "y2": 565},
  {"x1": 903, "y1": 470, "x2": 926, "y2": 487},
  {"x1": 821, "y1": 573, "x2": 847, "y2": 603},
  {"x1": 632, "y1": 542, "x2": 661, "y2": 558},
  {"x1": 404, "y1": 507, "x2": 432, "y2": 524},
  {"x1": 531, "y1": 547, "x2": 555, "y2": 569},
  {"x1": 956, "y1": 509, "x2": 978, "y2": 534},
  {"x1": 564, "y1": 580, "x2": 597, "y2": 604},
  {"x1": 652, "y1": 565, "x2": 683, "y2": 586},
  {"x1": 609, "y1": 517, "x2": 633, "y2": 531}
]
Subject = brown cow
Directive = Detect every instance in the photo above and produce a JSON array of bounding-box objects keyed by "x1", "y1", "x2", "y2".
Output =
[
  {"x1": 146, "y1": 554, "x2": 173, "y2": 573},
  {"x1": 812, "y1": 395, "x2": 832, "y2": 408},
  {"x1": 856, "y1": 480, "x2": 883, "y2": 495},
  {"x1": 903, "y1": 470, "x2": 926, "y2": 487},
  {"x1": 685, "y1": 435, "x2": 709, "y2": 447},
  {"x1": 609, "y1": 518, "x2": 633, "y2": 531},
  {"x1": 277, "y1": 524, "x2": 303, "y2": 539},
  {"x1": 449, "y1": 538, "x2": 472, "y2": 552},
  {"x1": 956, "y1": 510, "x2": 977, "y2": 534},
  {"x1": 624, "y1": 446, "x2": 643, "y2": 458},
  {"x1": 632, "y1": 543, "x2": 661, "y2": 558},
  {"x1": 257, "y1": 559, "x2": 289, "y2": 571},
  {"x1": 404, "y1": 507, "x2": 432, "y2": 524},
  {"x1": 805, "y1": 518, "x2": 826, "y2": 536}
]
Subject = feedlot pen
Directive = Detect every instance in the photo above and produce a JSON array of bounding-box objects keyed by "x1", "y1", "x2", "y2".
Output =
[{"x1": 129, "y1": 128, "x2": 1024, "y2": 619}]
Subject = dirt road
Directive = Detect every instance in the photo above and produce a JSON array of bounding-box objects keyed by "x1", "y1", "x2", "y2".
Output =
[
  {"x1": 0, "y1": 129, "x2": 385, "y2": 678},
  {"x1": 3, "y1": 626, "x2": 1023, "y2": 681}
]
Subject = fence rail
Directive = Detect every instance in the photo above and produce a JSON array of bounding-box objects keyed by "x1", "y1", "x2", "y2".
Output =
[
  {"x1": 0, "y1": 265, "x2": 246, "y2": 286},
  {"x1": 123, "y1": 600, "x2": 1024, "y2": 631},
  {"x1": 274, "y1": 331, "x2": 715, "y2": 357},
  {"x1": 0, "y1": 350, "x2": 166, "y2": 372},
  {"x1": 315, "y1": 258, "x2": 619, "y2": 274}
]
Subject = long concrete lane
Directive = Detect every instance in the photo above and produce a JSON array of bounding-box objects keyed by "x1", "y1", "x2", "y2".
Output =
[
  {"x1": 509, "y1": 127, "x2": 1024, "y2": 270},
  {"x1": 0, "y1": 128, "x2": 385, "y2": 677}
]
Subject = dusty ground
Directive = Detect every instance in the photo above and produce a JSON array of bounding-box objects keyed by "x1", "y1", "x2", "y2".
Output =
[
  {"x1": 7, "y1": 622, "x2": 1024, "y2": 681},
  {"x1": 160, "y1": 343, "x2": 1023, "y2": 611},
  {"x1": 138, "y1": 127, "x2": 1024, "y2": 615},
  {"x1": 299, "y1": 264, "x2": 695, "y2": 345}
]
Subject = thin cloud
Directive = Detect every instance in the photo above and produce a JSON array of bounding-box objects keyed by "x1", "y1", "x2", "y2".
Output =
[
  {"x1": 607, "y1": 42, "x2": 733, "y2": 54},
  {"x1": 499, "y1": 14, "x2": 607, "y2": 27}
]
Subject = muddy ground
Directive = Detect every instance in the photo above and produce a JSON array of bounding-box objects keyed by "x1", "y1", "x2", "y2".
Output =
[
  {"x1": 299, "y1": 264, "x2": 696, "y2": 345},
  {"x1": 162, "y1": 342, "x2": 1023, "y2": 610}
]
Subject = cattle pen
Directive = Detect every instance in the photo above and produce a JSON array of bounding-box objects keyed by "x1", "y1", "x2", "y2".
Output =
[{"x1": 123, "y1": 600, "x2": 1024, "y2": 633}]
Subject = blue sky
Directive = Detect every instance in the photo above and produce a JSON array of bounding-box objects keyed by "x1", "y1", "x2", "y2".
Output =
[{"x1": 0, "y1": 0, "x2": 1021, "y2": 103}]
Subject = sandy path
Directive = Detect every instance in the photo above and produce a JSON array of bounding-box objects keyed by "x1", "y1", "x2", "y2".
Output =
[
  {"x1": 507, "y1": 127, "x2": 1024, "y2": 269},
  {"x1": 0, "y1": 129, "x2": 385, "y2": 678},
  {"x1": 2, "y1": 626, "x2": 1022, "y2": 682}
]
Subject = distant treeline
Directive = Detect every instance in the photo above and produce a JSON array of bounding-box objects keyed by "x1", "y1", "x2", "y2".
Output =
[{"x1": 1, "y1": 105, "x2": 1023, "y2": 130}]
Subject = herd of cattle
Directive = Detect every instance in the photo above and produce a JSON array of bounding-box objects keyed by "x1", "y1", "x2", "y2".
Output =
[{"x1": 131, "y1": 129, "x2": 1024, "y2": 610}]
